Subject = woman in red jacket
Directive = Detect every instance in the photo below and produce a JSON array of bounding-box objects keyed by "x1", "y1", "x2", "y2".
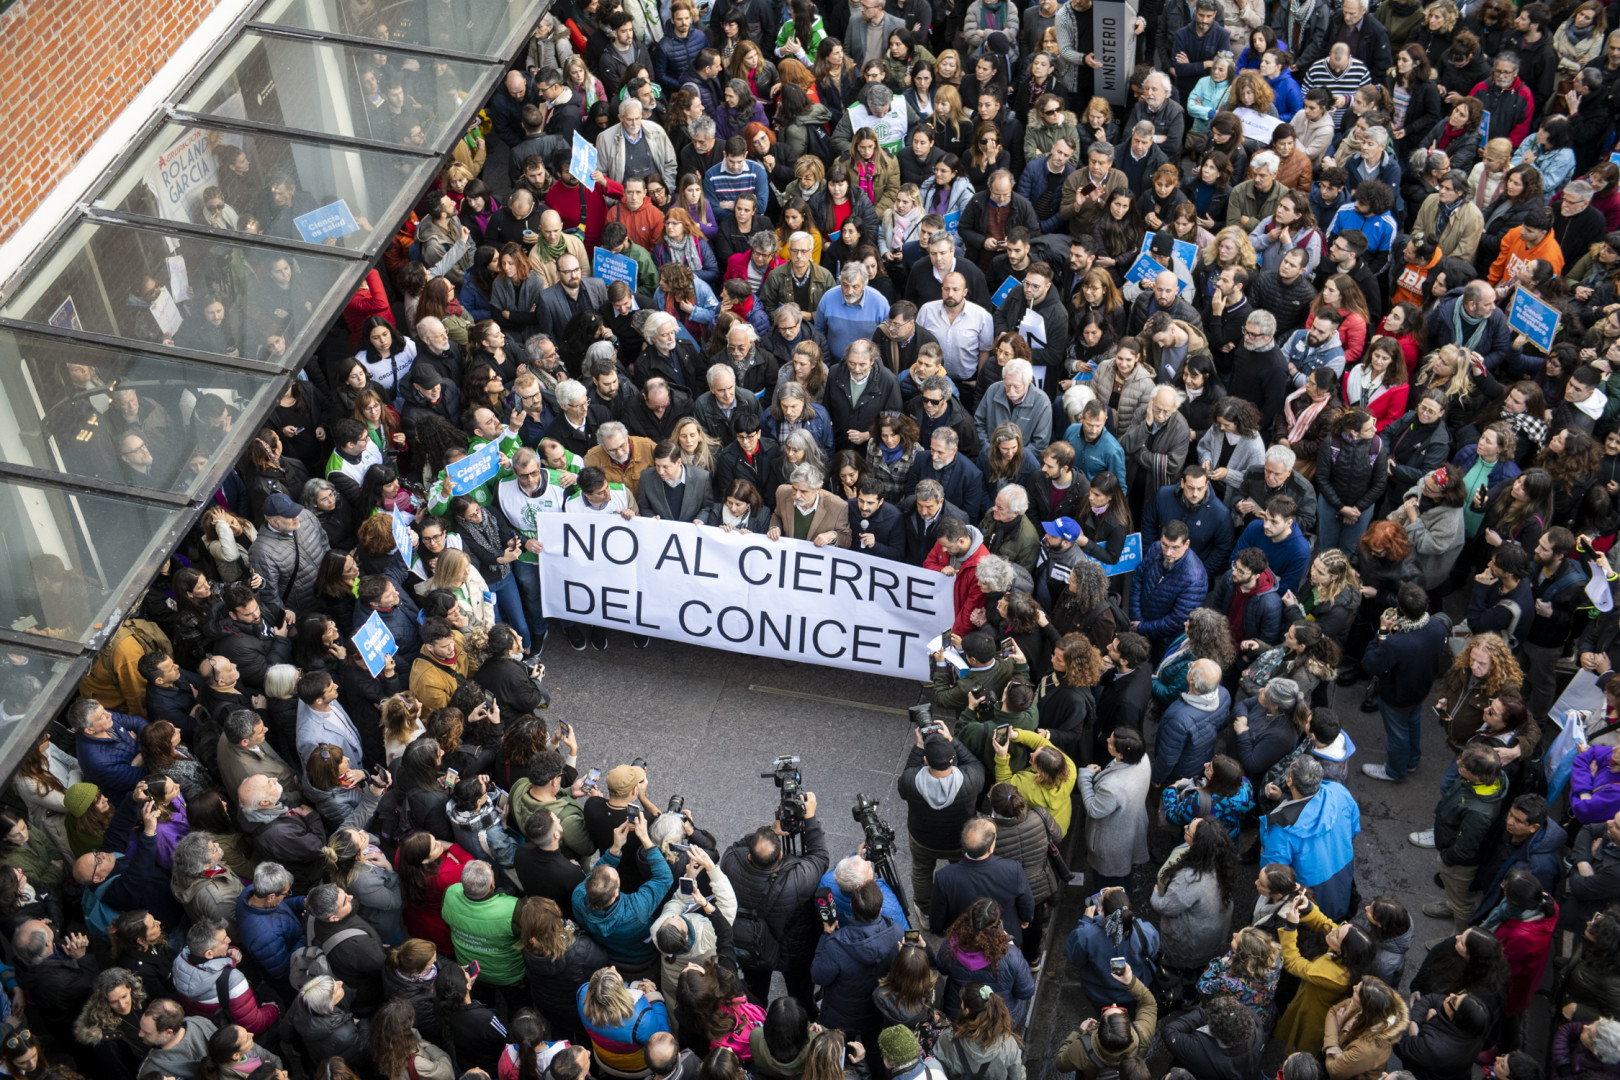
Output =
[
  {"x1": 1488, "y1": 866, "x2": 1559, "y2": 1045},
  {"x1": 397, "y1": 831, "x2": 475, "y2": 955}
]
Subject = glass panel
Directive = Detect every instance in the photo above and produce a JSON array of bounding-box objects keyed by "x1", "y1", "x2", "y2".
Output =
[
  {"x1": 0, "y1": 329, "x2": 276, "y2": 495},
  {"x1": 257, "y1": 0, "x2": 530, "y2": 60},
  {"x1": 0, "y1": 479, "x2": 179, "y2": 645},
  {"x1": 180, "y1": 30, "x2": 485, "y2": 147},
  {"x1": 0, "y1": 646, "x2": 77, "y2": 771},
  {"x1": 0, "y1": 220, "x2": 353, "y2": 363},
  {"x1": 94, "y1": 123, "x2": 436, "y2": 252}
]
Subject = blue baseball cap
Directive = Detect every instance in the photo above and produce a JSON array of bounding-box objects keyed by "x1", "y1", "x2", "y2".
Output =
[{"x1": 1041, "y1": 517, "x2": 1081, "y2": 542}]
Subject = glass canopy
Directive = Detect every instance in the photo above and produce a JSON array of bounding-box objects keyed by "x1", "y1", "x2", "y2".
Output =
[
  {"x1": 0, "y1": 0, "x2": 543, "y2": 756},
  {"x1": 180, "y1": 30, "x2": 488, "y2": 148}
]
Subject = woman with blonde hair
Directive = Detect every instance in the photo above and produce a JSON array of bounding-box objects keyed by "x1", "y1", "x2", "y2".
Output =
[
  {"x1": 422, "y1": 547, "x2": 495, "y2": 631},
  {"x1": 1433, "y1": 632, "x2": 1524, "y2": 756},
  {"x1": 933, "y1": 48, "x2": 964, "y2": 87},
  {"x1": 322, "y1": 824, "x2": 405, "y2": 942},
  {"x1": 441, "y1": 162, "x2": 475, "y2": 206},
  {"x1": 727, "y1": 41, "x2": 779, "y2": 100},
  {"x1": 578, "y1": 966, "x2": 669, "y2": 1074},
  {"x1": 1200, "y1": 926, "x2": 1286, "y2": 1029},
  {"x1": 1410, "y1": 344, "x2": 1499, "y2": 437},
  {"x1": 673, "y1": 416, "x2": 721, "y2": 473},
  {"x1": 1074, "y1": 95, "x2": 1117, "y2": 155},
  {"x1": 380, "y1": 694, "x2": 425, "y2": 766},
  {"x1": 1469, "y1": 136, "x2": 1514, "y2": 211},
  {"x1": 930, "y1": 85, "x2": 972, "y2": 159},
  {"x1": 199, "y1": 504, "x2": 257, "y2": 584}
]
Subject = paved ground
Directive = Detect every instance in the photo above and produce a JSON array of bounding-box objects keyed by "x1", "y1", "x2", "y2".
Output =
[{"x1": 536, "y1": 618, "x2": 1560, "y2": 1074}]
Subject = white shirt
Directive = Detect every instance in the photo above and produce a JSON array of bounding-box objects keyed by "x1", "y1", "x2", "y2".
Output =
[{"x1": 916, "y1": 300, "x2": 996, "y2": 380}]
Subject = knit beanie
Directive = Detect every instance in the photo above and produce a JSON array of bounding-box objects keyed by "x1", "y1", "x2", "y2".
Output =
[
  {"x1": 64, "y1": 782, "x2": 99, "y2": 819},
  {"x1": 877, "y1": 1026, "x2": 920, "y2": 1064}
]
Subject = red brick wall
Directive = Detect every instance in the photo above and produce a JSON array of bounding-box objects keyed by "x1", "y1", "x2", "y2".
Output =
[{"x1": 0, "y1": 0, "x2": 225, "y2": 243}]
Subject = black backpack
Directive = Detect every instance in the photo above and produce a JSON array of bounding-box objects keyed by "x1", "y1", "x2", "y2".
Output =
[
  {"x1": 731, "y1": 869, "x2": 787, "y2": 971},
  {"x1": 802, "y1": 121, "x2": 831, "y2": 165}
]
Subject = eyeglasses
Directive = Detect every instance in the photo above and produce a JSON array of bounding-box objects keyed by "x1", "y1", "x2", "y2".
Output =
[{"x1": 3, "y1": 1031, "x2": 31, "y2": 1051}]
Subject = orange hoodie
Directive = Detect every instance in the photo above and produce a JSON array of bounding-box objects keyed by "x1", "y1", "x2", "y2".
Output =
[{"x1": 1487, "y1": 225, "x2": 1565, "y2": 286}]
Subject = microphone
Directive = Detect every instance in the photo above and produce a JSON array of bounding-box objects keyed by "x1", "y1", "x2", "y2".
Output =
[{"x1": 860, "y1": 519, "x2": 870, "y2": 531}]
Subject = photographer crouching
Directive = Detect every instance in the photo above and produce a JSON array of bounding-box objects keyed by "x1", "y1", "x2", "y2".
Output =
[{"x1": 720, "y1": 775, "x2": 830, "y2": 1013}]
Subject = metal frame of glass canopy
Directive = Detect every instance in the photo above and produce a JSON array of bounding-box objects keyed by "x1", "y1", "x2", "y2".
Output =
[{"x1": 0, "y1": 0, "x2": 551, "y2": 764}]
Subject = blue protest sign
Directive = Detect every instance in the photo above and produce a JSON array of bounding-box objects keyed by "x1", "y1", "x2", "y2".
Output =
[
  {"x1": 1508, "y1": 288, "x2": 1561, "y2": 353},
  {"x1": 593, "y1": 248, "x2": 639, "y2": 292},
  {"x1": 571, "y1": 132, "x2": 599, "y2": 191},
  {"x1": 352, "y1": 610, "x2": 399, "y2": 678},
  {"x1": 293, "y1": 198, "x2": 360, "y2": 243},
  {"x1": 1479, "y1": 110, "x2": 1490, "y2": 148},
  {"x1": 1140, "y1": 232, "x2": 1199, "y2": 274},
  {"x1": 992, "y1": 276, "x2": 1021, "y2": 306},
  {"x1": 1105, "y1": 533, "x2": 1143, "y2": 577},
  {"x1": 1124, "y1": 252, "x2": 1165, "y2": 289},
  {"x1": 446, "y1": 439, "x2": 501, "y2": 495},
  {"x1": 391, "y1": 507, "x2": 414, "y2": 565},
  {"x1": 943, "y1": 211, "x2": 961, "y2": 235},
  {"x1": 1611, "y1": 150, "x2": 1620, "y2": 167}
]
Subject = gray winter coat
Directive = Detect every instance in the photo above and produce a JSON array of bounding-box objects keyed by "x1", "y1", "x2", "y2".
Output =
[
  {"x1": 934, "y1": 1030, "x2": 1026, "y2": 1080},
  {"x1": 1395, "y1": 482, "x2": 1466, "y2": 589},
  {"x1": 1077, "y1": 758, "x2": 1151, "y2": 878},
  {"x1": 1151, "y1": 861, "x2": 1235, "y2": 970},
  {"x1": 344, "y1": 862, "x2": 405, "y2": 945},
  {"x1": 249, "y1": 508, "x2": 330, "y2": 613}
]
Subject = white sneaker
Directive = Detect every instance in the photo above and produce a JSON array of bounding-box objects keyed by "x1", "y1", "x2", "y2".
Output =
[
  {"x1": 1409, "y1": 829, "x2": 1436, "y2": 848},
  {"x1": 1361, "y1": 763, "x2": 1401, "y2": 782}
]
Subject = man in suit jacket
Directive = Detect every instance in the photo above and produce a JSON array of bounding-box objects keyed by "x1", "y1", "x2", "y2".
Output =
[
  {"x1": 844, "y1": 0, "x2": 905, "y2": 66},
  {"x1": 851, "y1": 478, "x2": 905, "y2": 561},
  {"x1": 903, "y1": 480, "x2": 967, "y2": 564},
  {"x1": 927, "y1": 817, "x2": 1036, "y2": 946},
  {"x1": 539, "y1": 254, "x2": 610, "y2": 337},
  {"x1": 636, "y1": 442, "x2": 717, "y2": 522},
  {"x1": 907, "y1": 427, "x2": 986, "y2": 520},
  {"x1": 768, "y1": 466, "x2": 853, "y2": 547},
  {"x1": 824, "y1": 340, "x2": 904, "y2": 453}
]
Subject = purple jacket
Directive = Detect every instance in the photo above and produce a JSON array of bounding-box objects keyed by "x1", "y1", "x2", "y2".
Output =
[
  {"x1": 1570, "y1": 745, "x2": 1620, "y2": 826},
  {"x1": 127, "y1": 796, "x2": 190, "y2": 871},
  {"x1": 1554, "y1": 1020, "x2": 1620, "y2": 1079}
]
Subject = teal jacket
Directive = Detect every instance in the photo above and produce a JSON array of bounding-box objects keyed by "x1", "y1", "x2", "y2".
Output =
[{"x1": 573, "y1": 847, "x2": 674, "y2": 965}]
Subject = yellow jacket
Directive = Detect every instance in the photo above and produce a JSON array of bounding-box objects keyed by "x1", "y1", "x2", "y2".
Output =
[
  {"x1": 993, "y1": 730, "x2": 1077, "y2": 835},
  {"x1": 77, "y1": 619, "x2": 173, "y2": 717},
  {"x1": 1276, "y1": 904, "x2": 1352, "y2": 1054},
  {"x1": 408, "y1": 631, "x2": 470, "y2": 713}
]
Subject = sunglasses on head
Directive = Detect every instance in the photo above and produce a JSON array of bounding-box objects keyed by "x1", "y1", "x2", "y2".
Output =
[{"x1": 3, "y1": 1031, "x2": 31, "y2": 1051}]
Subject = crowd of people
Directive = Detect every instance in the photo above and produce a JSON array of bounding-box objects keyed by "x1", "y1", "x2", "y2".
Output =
[{"x1": 19, "y1": 0, "x2": 1620, "y2": 1077}]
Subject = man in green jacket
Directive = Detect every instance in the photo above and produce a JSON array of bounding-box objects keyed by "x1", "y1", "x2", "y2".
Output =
[
  {"x1": 929, "y1": 631, "x2": 1019, "y2": 713},
  {"x1": 509, "y1": 749, "x2": 595, "y2": 868},
  {"x1": 442, "y1": 861, "x2": 524, "y2": 985},
  {"x1": 977, "y1": 488, "x2": 1040, "y2": 578},
  {"x1": 1428, "y1": 744, "x2": 1507, "y2": 932}
]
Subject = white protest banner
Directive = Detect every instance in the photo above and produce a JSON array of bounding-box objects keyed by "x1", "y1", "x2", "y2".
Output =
[
  {"x1": 536, "y1": 517, "x2": 954, "y2": 679},
  {"x1": 1233, "y1": 107, "x2": 1281, "y2": 144},
  {"x1": 848, "y1": 102, "x2": 908, "y2": 153},
  {"x1": 147, "y1": 127, "x2": 219, "y2": 222}
]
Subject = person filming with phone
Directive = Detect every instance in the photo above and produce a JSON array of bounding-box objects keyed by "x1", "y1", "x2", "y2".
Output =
[{"x1": 583, "y1": 764, "x2": 663, "y2": 893}]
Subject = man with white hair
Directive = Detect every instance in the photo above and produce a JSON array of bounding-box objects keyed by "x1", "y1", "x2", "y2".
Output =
[
  {"x1": 583, "y1": 421, "x2": 656, "y2": 499},
  {"x1": 903, "y1": 231, "x2": 994, "y2": 309},
  {"x1": 815, "y1": 262, "x2": 891, "y2": 361},
  {"x1": 1152, "y1": 658, "x2": 1231, "y2": 786},
  {"x1": 635, "y1": 311, "x2": 703, "y2": 394},
  {"x1": 1303, "y1": 43, "x2": 1370, "y2": 126},
  {"x1": 767, "y1": 464, "x2": 853, "y2": 546},
  {"x1": 1226, "y1": 149, "x2": 1283, "y2": 232},
  {"x1": 13, "y1": 917, "x2": 95, "y2": 1032},
  {"x1": 1230, "y1": 444, "x2": 1317, "y2": 537},
  {"x1": 694, "y1": 362, "x2": 763, "y2": 443},
  {"x1": 546, "y1": 378, "x2": 611, "y2": 458},
  {"x1": 595, "y1": 97, "x2": 676, "y2": 189},
  {"x1": 978, "y1": 485, "x2": 1040, "y2": 576},
  {"x1": 236, "y1": 773, "x2": 382, "y2": 894},
  {"x1": 1123, "y1": 71, "x2": 1186, "y2": 161},
  {"x1": 825, "y1": 339, "x2": 904, "y2": 453},
  {"x1": 817, "y1": 853, "x2": 909, "y2": 925},
  {"x1": 974, "y1": 359, "x2": 1053, "y2": 453}
]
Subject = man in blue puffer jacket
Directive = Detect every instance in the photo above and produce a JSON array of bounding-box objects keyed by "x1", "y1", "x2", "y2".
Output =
[
  {"x1": 1151, "y1": 659, "x2": 1231, "y2": 787},
  {"x1": 1261, "y1": 755, "x2": 1362, "y2": 919},
  {"x1": 235, "y1": 861, "x2": 306, "y2": 997},
  {"x1": 1130, "y1": 520, "x2": 1210, "y2": 656},
  {"x1": 653, "y1": 10, "x2": 709, "y2": 95}
]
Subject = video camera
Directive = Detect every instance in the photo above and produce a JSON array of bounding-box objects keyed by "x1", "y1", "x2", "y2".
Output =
[
  {"x1": 852, "y1": 793, "x2": 895, "y2": 863},
  {"x1": 762, "y1": 755, "x2": 807, "y2": 838}
]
